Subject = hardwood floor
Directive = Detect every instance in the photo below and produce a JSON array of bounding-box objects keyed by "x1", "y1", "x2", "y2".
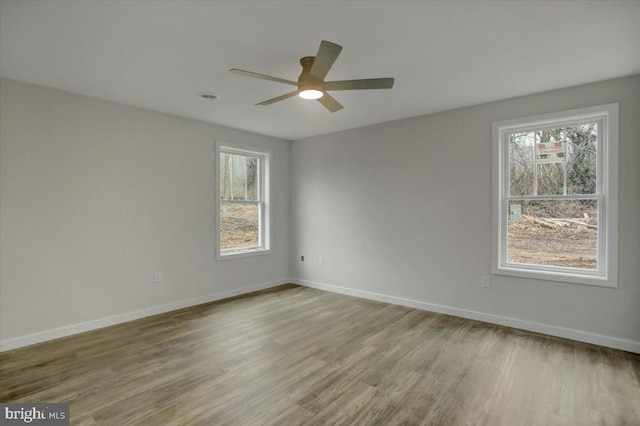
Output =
[{"x1": 1, "y1": 284, "x2": 639, "y2": 425}]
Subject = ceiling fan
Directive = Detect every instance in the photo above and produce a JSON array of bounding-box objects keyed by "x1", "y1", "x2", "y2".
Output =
[{"x1": 229, "y1": 40, "x2": 394, "y2": 112}]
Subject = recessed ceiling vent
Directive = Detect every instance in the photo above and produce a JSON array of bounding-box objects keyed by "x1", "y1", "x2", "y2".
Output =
[{"x1": 198, "y1": 92, "x2": 220, "y2": 101}]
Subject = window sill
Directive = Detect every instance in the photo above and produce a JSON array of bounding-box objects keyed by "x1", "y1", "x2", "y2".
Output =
[
  {"x1": 217, "y1": 248, "x2": 272, "y2": 261},
  {"x1": 492, "y1": 264, "x2": 616, "y2": 288}
]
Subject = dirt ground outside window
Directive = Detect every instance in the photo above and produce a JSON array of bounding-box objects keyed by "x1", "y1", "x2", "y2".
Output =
[
  {"x1": 220, "y1": 203, "x2": 259, "y2": 250},
  {"x1": 507, "y1": 215, "x2": 597, "y2": 269}
]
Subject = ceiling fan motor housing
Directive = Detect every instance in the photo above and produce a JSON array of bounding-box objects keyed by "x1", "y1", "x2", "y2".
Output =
[{"x1": 298, "y1": 56, "x2": 325, "y2": 93}]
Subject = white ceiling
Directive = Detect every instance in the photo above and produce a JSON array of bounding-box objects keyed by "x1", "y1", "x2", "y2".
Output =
[{"x1": 1, "y1": 1, "x2": 639, "y2": 141}]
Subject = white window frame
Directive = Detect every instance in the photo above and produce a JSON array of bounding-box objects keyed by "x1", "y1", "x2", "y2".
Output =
[
  {"x1": 216, "y1": 141, "x2": 271, "y2": 260},
  {"x1": 491, "y1": 104, "x2": 618, "y2": 287}
]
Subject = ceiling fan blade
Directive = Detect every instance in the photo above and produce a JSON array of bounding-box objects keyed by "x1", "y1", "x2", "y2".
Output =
[
  {"x1": 309, "y1": 41, "x2": 342, "y2": 80},
  {"x1": 256, "y1": 90, "x2": 299, "y2": 106},
  {"x1": 229, "y1": 69, "x2": 297, "y2": 86},
  {"x1": 325, "y1": 78, "x2": 395, "y2": 91},
  {"x1": 317, "y1": 93, "x2": 343, "y2": 113}
]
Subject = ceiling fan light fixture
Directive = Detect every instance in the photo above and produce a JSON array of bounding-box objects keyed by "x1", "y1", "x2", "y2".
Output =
[
  {"x1": 299, "y1": 89, "x2": 324, "y2": 100},
  {"x1": 229, "y1": 40, "x2": 394, "y2": 112}
]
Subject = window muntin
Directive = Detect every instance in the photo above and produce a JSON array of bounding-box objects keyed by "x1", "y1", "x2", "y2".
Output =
[
  {"x1": 492, "y1": 104, "x2": 618, "y2": 287},
  {"x1": 216, "y1": 143, "x2": 270, "y2": 259}
]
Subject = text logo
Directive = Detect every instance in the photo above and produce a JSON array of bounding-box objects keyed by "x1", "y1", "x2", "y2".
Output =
[{"x1": 0, "y1": 404, "x2": 69, "y2": 425}]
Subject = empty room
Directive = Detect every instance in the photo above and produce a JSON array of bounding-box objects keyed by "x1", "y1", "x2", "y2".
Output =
[{"x1": 1, "y1": 1, "x2": 639, "y2": 425}]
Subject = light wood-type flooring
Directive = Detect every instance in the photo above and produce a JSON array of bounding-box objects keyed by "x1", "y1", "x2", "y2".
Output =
[{"x1": 1, "y1": 284, "x2": 639, "y2": 425}]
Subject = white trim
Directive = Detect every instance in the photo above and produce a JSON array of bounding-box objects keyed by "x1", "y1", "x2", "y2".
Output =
[
  {"x1": 215, "y1": 141, "x2": 272, "y2": 261},
  {"x1": 0, "y1": 278, "x2": 290, "y2": 352},
  {"x1": 292, "y1": 278, "x2": 640, "y2": 354},
  {"x1": 218, "y1": 248, "x2": 272, "y2": 260},
  {"x1": 491, "y1": 103, "x2": 618, "y2": 287}
]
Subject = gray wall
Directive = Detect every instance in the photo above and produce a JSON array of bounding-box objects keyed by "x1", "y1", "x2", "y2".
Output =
[
  {"x1": 2, "y1": 75, "x2": 639, "y2": 352},
  {"x1": 290, "y1": 75, "x2": 640, "y2": 351},
  {"x1": 0, "y1": 77, "x2": 290, "y2": 347}
]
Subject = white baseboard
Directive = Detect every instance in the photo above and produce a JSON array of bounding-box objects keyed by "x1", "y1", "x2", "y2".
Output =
[
  {"x1": 292, "y1": 278, "x2": 640, "y2": 354},
  {"x1": 0, "y1": 278, "x2": 290, "y2": 352}
]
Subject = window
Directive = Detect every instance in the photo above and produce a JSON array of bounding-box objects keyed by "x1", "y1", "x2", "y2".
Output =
[
  {"x1": 216, "y1": 142, "x2": 271, "y2": 259},
  {"x1": 492, "y1": 104, "x2": 618, "y2": 287}
]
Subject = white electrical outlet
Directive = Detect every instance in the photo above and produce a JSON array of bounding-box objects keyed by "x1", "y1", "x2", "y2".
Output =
[
  {"x1": 481, "y1": 276, "x2": 490, "y2": 288},
  {"x1": 319, "y1": 256, "x2": 324, "y2": 266},
  {"x1": 154, "y1": 272, "x2": 162, "y2": 283}
]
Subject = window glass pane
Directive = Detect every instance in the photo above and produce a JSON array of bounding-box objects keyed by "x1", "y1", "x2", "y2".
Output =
[
  {"x1": 566, "y1": 124, "x2": 597, "y2": 195},
  {"x1": 246, "y1": 156, "x2": 258, "y2": 200},
  {"x1": 509, "y1": 132, "x2": 535, "y2": 196},
  {"x1": 509, "y1": 124, "x2": 597, "y2": 196},
  {"x1": 507, "y1": 199, "x2": 598, "y2": 270},
  {"x1": 534, "y1": 129, "x2": 567, "y2": 196},
  {"x1": 220, "y1": 153, "x2": 232, "y2": 200},
  {"x1": 219, "y1": 153, "x2": 260, "y2": 201},
  {"x1": 220, "y1": 202, "x2": 259, "y2": 250}
]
